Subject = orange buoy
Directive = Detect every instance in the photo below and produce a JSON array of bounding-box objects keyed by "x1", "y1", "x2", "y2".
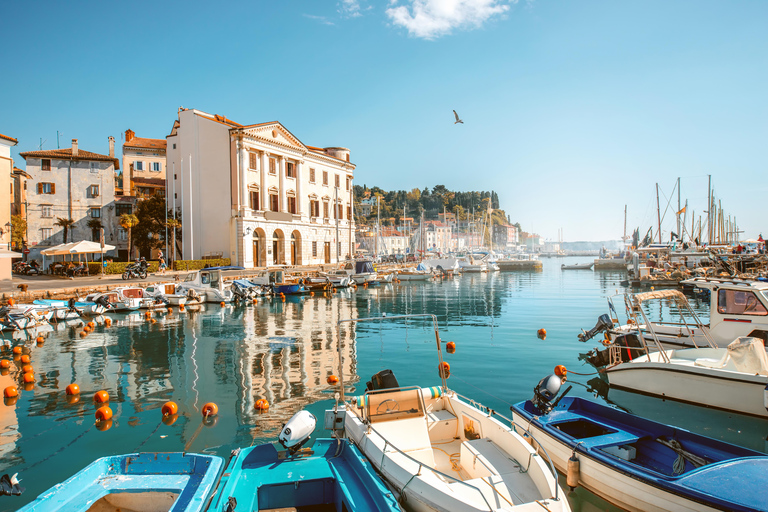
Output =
[
  {"x1": 220, "y1": 301, "x2": 225, "y2": 307},
  {"x1": 202, "y1": 402, "x2": 218, "y2": 417},
  {"x1": 310, "y1": 292, "x2": 314, "y2": 297},
  {"x1": 554, "y1": 365, "x2": 568, "y2": 378},
  {"x1": 537, "y1": 328, "x2": 547, "y2": 340},
  {"x1": 104, "y1": 317, "x2": 112, "y2": 326},
  {"x1": 12, "y1": 347, "x2": 22, "y2": 355},
  {"x1": 161, "y1": 401, "x2": 178, "y2": 417},
  {"x1": 150, "y1": 318, "x2": 157, "y2": 324},
  {"x1": 167, "y1": 307, "x2": 173, "y2": 313},
  {"x1": 332, "y1": 288, "x2": 336, "y2": 293},
  {"x1": 83, "y1": 324, "x2": 91, "y2": 332},
  {"x1": 88, "y1": 321, "x2": 95, "y2": 329},
  {"x1": 79, "y1": 330, "x2": 87, "y2": 337},
  {"x1": 23, "y1": 372, "x2": 35, "y2": 383},
  {"x1": 0, "y1": 360, "x2": 9, "y2": 369},
  {"x1": 36, "y1": 336, "x2": 44, "y2": 344},
  {"x1": 255, "y1": 399, "x2": 269, "y2": 410},
  {"x1": 95, "y1": 406, "x2": 113, "y2": 421},
  {"x1": 20, "y1": 355, "x2": 30, "y2": 364},
  {"x1": 3, "y1": 386, "x2": 18, "y2": 398},
  {"x1": 281, "y1": 297, "x2": 285, "y2": 302},
  {"x1": 94, "y1": 390, "x2": 109, "y2": 403},
  {"x1": 446, "y1": 341, "x2": 456, "y2": 354},
  {"x1": 179, "y1": 304, "x2": 185, "y2": 311},
  {"x1": 66, "y1": 383, "x2": 81, "y2": 395},
  {"x1": 438, "y1": 361, "x2": 451, "y2": 378},
  {"x1": 7, "y1": 298, "x2": 15, "y2": 306},
  {"x1": 21, "y1": 364, "x2": 33, "y2": 374},
  {"x1": 327, "y1": 375, "x2": 339, "y2": 385},
  {"x1": 96, "y1": 418, "x2": 113, "y2": 431}
]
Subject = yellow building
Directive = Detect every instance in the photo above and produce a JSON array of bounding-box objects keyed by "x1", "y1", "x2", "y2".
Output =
[
  {"x1": 121, "y1": 129, "x2": 166, "y2": 197},
  {"x1": 0, "y1": 133, "x2": 21, "y2": 282}
]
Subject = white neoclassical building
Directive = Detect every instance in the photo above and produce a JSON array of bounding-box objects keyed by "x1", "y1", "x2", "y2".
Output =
[{"x1": 166, "y1": 108, "x2": 355, "y2": 267}]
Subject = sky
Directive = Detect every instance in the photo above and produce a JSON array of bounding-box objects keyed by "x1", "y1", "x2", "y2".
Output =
[{"x1": 2, "y1": 0, "x2": 766, "y2": 242}]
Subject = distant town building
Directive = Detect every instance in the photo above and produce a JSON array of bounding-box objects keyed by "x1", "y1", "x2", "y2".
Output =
[
  {"x1": 11, "y1": 167, "x2": 30, "y2": 217},
  {"x1": 492, "y1": 224, "x2": 518, "y2": 249},
  {"x1": 424, "y1": 221, "x2": 452, "y2": 253},
  {"x1": 19, "y1": 138, "x2": 120, "y2": 262},
  {"x1": 166, "y1": 108, "x2": 355, "y2": 267},
  {"x1": 358, "y1": 197, "x2": 375, "y2": 216},
  {"x1": 121, "y1": 129, "x2": 167, "y2": 197},
  {"x1": 1, "y1": 133, "x2": 18, "y2": 281}
]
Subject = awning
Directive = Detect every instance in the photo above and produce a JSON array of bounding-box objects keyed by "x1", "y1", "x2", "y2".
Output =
[
  {"x1": 40, "y1": 241, "x2": 116, "y2": 255},
  {"x1": 0, "y1": 249, "x2": 23, "y2": 259}
]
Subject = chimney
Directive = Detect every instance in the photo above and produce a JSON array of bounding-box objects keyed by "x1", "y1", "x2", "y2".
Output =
[
  {"x1": 125, "y1": 129, "x2": 135, "y2": 143},
  {"x1": 71, "y1": 139, "x2": 78, "y2": 157},
  {"x1": 108, "y1": 136, "x2": 115, "y2": 158}
]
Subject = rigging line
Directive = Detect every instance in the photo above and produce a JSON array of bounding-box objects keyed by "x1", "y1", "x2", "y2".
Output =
[
  {"x1": 19, "y1": 425, "x2": 93, "y2": 473},
  {"x1": 136, "y1": 421, "x2": 163, "y2": 451}
]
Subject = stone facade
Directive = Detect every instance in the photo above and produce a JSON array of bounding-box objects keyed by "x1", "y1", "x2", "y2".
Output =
[
  {"x1": 167, "y1": 109, "x2": 355, "y2": 268},
  {"x1": 19, "y1": 139, "x2": 120, "y2": 263}
]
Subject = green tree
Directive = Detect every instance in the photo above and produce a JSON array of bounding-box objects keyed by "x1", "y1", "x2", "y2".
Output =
[
  {"x1": 166, "y1": 217, "x2": 182, "y2": 263},
  {"x1": 119, "y1": 213, "x2": 139, "y2": 261},
  {"x1": 133, "y1": 196, "x2": 168, "y2": 257},
  {"x1": 10, "y1": 214, "x2": 26, "y2": 249},
  {"x1": 54, "y1": 217, "x2": 75, "y2": 243}
]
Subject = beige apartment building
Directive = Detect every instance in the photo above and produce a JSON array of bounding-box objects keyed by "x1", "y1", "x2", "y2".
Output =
[
  {"x1": 167, "y1": 108, "x2": 355, "y2": 267},
  {"x1": 121, "y1": 129, "x2": 166, "y2": 197}
]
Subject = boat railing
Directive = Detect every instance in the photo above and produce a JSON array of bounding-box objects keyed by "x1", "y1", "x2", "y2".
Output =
[
  {"x1": 452, "y1": 391, "x2": 561, "y2": 502},
  {"x1": 359, "y1": 416, "x2": 494, "y2": 511}
]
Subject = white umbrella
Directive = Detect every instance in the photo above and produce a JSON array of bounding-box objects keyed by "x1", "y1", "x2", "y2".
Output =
[{"x1": 67, "y1": 240, "x2": 116, "y2": 254}]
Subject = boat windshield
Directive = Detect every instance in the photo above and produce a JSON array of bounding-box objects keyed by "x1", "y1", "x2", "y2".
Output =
[
  {"x1": 365, "y1": 388, "x2": 425, "y2": 424},
  {"x1": 184, "y1": 273, "x2": 196, "y2": 282},
  {"x1": 717, "y1": 289, "x2": 768, "y2": 316}
]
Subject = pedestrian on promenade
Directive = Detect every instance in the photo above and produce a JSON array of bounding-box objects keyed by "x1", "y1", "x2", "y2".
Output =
[{"x1": 159, "y1": 255, "x2": 167, "y2": 274}]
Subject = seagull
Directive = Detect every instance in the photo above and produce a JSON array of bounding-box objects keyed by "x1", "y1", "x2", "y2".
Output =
[{"x1": 453, "y1": 110, "x2": 464, "y2": 124}]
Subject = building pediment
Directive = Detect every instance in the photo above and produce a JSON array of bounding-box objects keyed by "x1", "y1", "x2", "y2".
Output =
[{"x1": 239, "y1": 122, "x2": 307, "y2": 153}]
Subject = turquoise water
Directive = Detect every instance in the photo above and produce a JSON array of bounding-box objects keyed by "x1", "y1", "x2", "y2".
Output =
[{"x1": 1, "y1": 258, "x2": 766, "y2": 511}]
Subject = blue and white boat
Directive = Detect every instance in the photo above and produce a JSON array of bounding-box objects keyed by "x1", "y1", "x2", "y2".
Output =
[
  {"x1": 510, "y1": 374, "x2": 768, "y2": 512},
  {"x1": 33, "y1": 298, "x2": 105, "y2": 317},
  {"x1": 208, "y1": 411, "x2": 401, "y2": 512},
  {"x1": 18, "y1": 452, "x2": 223, "y2": 512}
]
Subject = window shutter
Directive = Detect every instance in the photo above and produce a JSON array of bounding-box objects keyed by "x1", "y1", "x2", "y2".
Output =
[
  {"x1": 37, "y1": 182, "x2": 42, "y2": 194},
  {"x1": 51, "y1": 183, "x2": 55, "y2": 194}
]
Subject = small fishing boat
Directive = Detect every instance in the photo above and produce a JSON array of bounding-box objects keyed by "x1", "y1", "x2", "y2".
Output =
[
  {"x1": 341, "y1": 260, "x2": 378, "y2": 284},
  {"x1": 511, "y1": 374, "x2": 768, "y2": 512},
  {"x1": 34, "y1": 298, "x2": 105, "y2": 317},
  {"x1": 208, "y1": 411, "x2": 401, "y2": 512},
  {"x1": 178, "y1": 268, "x2": 234, "y2": 303},
  {"x1": 230, "y1": 279, "x2": 267, "y2": 301},
  {"x1": 0, "y1": 306, "x2": 43, "y2": 331},
  {"x1": 143, "y1": 283, "x2": 189, "y2": 306},
  {"x1": 397, "y1": 263, "x2": 433, "y2": 281},
  {"x1": 561, "y1": 262, "x2": 593, "y2": 270},
  {"x1": 321, "y1": 270, "x2": 354, "y2": 288},
  {"x1": 18, "y1": 452, "x2": 224, "y2": 512},
  {"x1": 84, "y1": 291, "x2": 140, "y2": 312},
  {"x1": 115, "y1": 286, "x2": 170, "y2": 309},
  {"x1": 333, "y1": 314, "x2": 570, "y2": 512}
]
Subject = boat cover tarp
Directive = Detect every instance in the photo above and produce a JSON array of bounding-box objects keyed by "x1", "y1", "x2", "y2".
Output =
[
  {"x1": 232, "y1": 279, "x2": 256, "y2": 289},
  {"x1": 356, "y1": 261, "x2": 374, "y2": 274},
  {"x1": 416, "y1": 262, "x2": 427, "y2": 271},
  {"x1": 727, "y1": 337, "x2": 768, "y2": 376},
  {"x1": 634, "y1": 289, "x2": 687, "y2": 303}
]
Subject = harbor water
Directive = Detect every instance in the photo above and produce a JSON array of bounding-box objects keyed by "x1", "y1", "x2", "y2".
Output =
[{"x1": 2, "y1": 258, "x2": 766, "y2": 511}]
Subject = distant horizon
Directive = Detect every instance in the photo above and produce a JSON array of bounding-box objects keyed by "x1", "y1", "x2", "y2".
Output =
[{"x1": 2, "y1": 1, "x2": 765, "y2": 242}]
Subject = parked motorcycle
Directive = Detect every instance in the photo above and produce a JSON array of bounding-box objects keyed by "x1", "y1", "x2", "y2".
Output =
[{"x1": 122, "y1": 262, "x2": 148, "y2": 280}]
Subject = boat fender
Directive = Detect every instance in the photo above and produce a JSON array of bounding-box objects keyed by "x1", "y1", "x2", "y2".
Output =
[{"x1": 566, "y1": 453, "x2": 580, "y2": 490}]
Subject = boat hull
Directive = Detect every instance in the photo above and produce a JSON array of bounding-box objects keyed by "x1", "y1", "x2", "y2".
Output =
[{"x1": 605, "y1": 357, "x2": 768, "y2": 418}]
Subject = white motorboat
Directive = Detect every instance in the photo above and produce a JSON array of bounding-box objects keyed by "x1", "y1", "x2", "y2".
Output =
[
  {"x1": 178, "y1": 268, "x2": 234, "y2": 303},
  {"x1": 579, "y1": 284, "x2": 768, "y2": 351},
  {"x1": 33, "y1": 299, "x2": 105, "y2": 317},
  {"x1": 0, "y1": 306, "x2": 43, "y2": 331},
  {"x1": 561, "y1": 262, "x2": 593, "y2": 270},
  {"x1": 396, "y1": 266, "x2": 433, "y2": 281},
  {"x1": 329, "y1": 314, "x2": 570, "y2": 512},
  {"x1": 320, "y1": 270, "x2": 354, "y2": 288},
  {"x1": 340, "y1": 260, "x2": 378, "y2": 284},
  {"x1": 114, "y1": 286, "x2": 168, "y2": 309},
  {"x1": 458, "y1": 255, "x2": 488, "y2": 273},
  {"x1": 603, "y1": 337, "x2": 768, "y2": 418},
  {"x1": 143, "y1": 283, "x2": 188, "y2": 306}
]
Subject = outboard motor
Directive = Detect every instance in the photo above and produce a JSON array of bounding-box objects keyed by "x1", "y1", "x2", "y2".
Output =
[
  {"x1": 278, "y1": 410, "x2": 316, "y2": 454},
  {"x1": 94, "y1": 295, "x2": 113, "y2": 310},
  {"x1": 578, "y1": 314, "x2": 614, "y2": 342},
  {"x1": 531, "y1": 374, "x2": 572, "y2": 414},
  {"x1": 366, "y1": 369, "x2": 399, "y2": 391}
]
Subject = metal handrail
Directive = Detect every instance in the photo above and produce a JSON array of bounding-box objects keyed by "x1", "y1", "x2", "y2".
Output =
[
  {"x1": 349, "y1": 407, "x2": 494, "y2": 511},
  {"x1": 451, "y1": 391, "x2": 561, "y2": 502}
]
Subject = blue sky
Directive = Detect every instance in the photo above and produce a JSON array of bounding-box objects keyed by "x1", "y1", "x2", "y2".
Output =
[{"x1": 2, "y1": 0, "x2": 766, "y2": 241}]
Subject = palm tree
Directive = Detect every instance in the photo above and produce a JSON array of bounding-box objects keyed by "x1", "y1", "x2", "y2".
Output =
[
  {"x1": 165, "y1": 218, "x2": 182, "y2": 264},
  {"x1": 86, "y1": 219, "x2": 103, "y2": 243},
  {"x1": 54, "y1": 217, "x2": 75, "y2": 243},
  {"x1": 119, "y1": 213, "x2": 139, "y2": 261}
]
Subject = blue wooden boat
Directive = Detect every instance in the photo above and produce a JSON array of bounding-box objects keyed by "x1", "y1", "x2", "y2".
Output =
[
  {"x1": 208, "y1": 438, "x2": 401, "y2": 511},
  {"x1": 18, "y1": 452, "x2": 223, "y2": 512},
  {"x1": 272, "y1": 282, "x2": 305, "y2": 295},
  {"x1": 510, "y1": 376, "x2": 768, "y2": 512}
]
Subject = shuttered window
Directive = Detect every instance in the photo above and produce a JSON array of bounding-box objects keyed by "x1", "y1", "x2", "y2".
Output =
[
  {"x1": 41, "y1": 159, "x2": 51, "y2": 171},
  {"x1": 249, "y1": 153, "x2": 258, "y2": 169},
  {"x1": 38, "y1": 183, "x2": 55, "y2": 194}
]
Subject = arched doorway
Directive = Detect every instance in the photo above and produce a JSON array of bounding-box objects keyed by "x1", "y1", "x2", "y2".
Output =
[
  {"x1": 272, "y1": 229, "x2": 285, "y2": 265},
  {"x1": 253, "y1": 228, "x2": 266, "y2": 267},
  {"x1": 290, "y1": 230, "x2": 302, "y2": 266}
]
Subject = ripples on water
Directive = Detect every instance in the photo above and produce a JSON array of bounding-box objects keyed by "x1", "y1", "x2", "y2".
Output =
[{"x1": 1, "y1": 258, "x2": 765, "y2": 511}]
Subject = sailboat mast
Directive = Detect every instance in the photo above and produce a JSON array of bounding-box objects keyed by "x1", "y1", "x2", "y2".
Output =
[{"x1": 656, "y1": 183, "x2": 662, "y2": 244}]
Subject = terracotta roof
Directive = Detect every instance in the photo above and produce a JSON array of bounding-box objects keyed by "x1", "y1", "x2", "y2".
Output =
[
  {"x1": 124, "y1": 137, "x2": 167, "y2": 151},
  {"x1": 0, "y1": 133, "x2": 18, "y2": 144},
  {"x1": 12, "y1": 167, "x2": 31, "y2": 179},
  {"x1": 19, "y1": 147, "x2": 120, "y2": 170},
  {"x1": 132, "y1": 177, "x2": 165, "y2": 187}
]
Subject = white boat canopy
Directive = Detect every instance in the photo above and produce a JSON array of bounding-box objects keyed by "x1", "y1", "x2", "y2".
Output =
[{"x1": 41, "y1": 241, "x2": 116, "y2": 255}]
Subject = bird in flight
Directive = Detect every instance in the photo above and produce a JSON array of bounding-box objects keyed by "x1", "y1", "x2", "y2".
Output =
[{"x1": 453, "y1": 110, "x2": 464, "y2": 124}]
